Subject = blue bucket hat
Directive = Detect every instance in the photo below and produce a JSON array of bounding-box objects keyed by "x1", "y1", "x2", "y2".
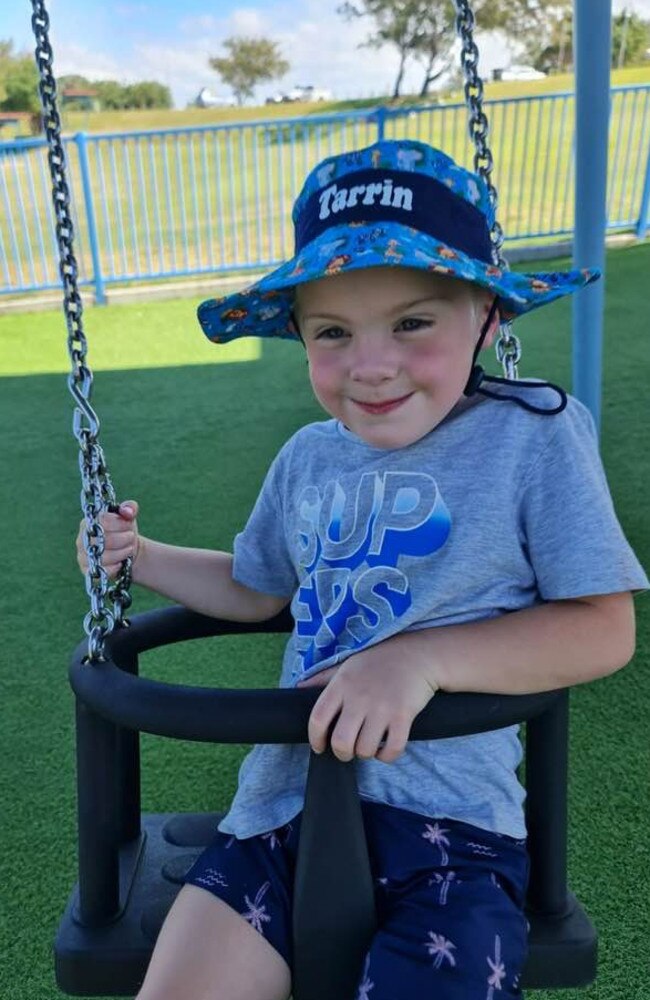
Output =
[{"x1": 198, "y1": 139, "x2": 599, "y2": 345}]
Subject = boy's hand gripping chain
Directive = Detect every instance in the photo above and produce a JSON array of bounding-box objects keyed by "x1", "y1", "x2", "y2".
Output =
[
  {"x1": 454, "y1": 0, "x2": 521, "y2": 380},
  {"x1": 31, "y1": 0, "x2": 132, "y2": 662}
]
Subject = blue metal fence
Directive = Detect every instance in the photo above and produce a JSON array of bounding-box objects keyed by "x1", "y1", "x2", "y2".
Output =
[{"x1": 1, "y1": 85, "x2": 649, "y2": 303}]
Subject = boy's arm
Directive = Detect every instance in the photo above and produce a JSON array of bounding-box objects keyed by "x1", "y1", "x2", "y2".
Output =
[
  {"x1": 134, "y1": 536, "x2": 290, "y2": 622},
  {"x1": 301, "y1": 592, "x2": 636, "y2": 762},
  {"x1": 385, "y1": 592, "x2": 636, "y2": 695}
]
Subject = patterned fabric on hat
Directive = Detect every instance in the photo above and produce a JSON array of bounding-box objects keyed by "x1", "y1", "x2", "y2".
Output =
[{"x1": 198, "y1": 140, "x2": 599, "y2": 344}]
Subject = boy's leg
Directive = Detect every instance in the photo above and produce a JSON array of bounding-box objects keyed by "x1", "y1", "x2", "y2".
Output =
[
  {"x1": 359, "y1": 868, "x2": 528, "y2": 1000},
  {"x1": 359, "y1": 803, "x2": 530, "y2": 1000},
  {"x1": 136, "y1": 884, "x2": 291, "y2": 1000}
]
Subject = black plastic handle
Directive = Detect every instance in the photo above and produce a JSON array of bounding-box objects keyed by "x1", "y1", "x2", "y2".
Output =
[{"x1": 70, "y1": 605, "x2": 561, "y2": 743}]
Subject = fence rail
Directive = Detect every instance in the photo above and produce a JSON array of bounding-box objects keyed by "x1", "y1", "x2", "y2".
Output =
[{"x1": 2, "y1": 86, "x2": 649, "y2": 303}]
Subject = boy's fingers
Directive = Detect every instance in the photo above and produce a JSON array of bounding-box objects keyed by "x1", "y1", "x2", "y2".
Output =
[
  {"x1": 374, "y1": 720, "x2": 411, "y2": 764},
  {"x1": 118, "y1": 500, "x2": 138, "y2": 519},
  {"x1": 328, "y1": 707, "x2": 368, "y2": 763},
  {"x1": 103, "y1": 531, "x2": 135, "y2": 551},
  {"x1": 105, "y1": 543, "x2": 135, "y2": 563},
  {"x1": 354, "y1": 716, "x2": 391, "y2": 760},
  {"x1": 308, "y1": 687, "x2": 343, "y2": 754}
]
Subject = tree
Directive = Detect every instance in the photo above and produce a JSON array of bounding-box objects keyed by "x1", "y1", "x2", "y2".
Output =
[
  {"x1": 0, "y1": 39, "x2": 17, "y2": 104},
  {"x1": 209, "y1": 37, "x2": 289, "y2": 105},
  {"x1": 612, "y1": 10, "x2": 650, "y2": 68},
  {"x1": 410, "y1": 1, "x2": 458, "y2": 97},
  {"x1": 477, "y1": 0, "x2": 573, "y2": 71},
  {"x1": 93, "y1": 80, "x2": 129, "y2": 110},
  {"x1": 530, "y1": 12, "x2": 574, "y2": 74},
  {"x1": 0, "y1": 54, "x2": 40, "y2": 114},
  {"x1": 337, "y1": 1, "x2": 580, "y2": 98},
  {"x1": 123, "y1": 81, "x2": 172, "y2": 109},
  {"x1": 74, "y1": 79, "x2": 172, "y2": 111},
  {"x1": 338, "y1": 0, "x2": 448, "y2": 99},
  {"x1": 57, "y1": 74, "x2": 94, "y2": 92}
]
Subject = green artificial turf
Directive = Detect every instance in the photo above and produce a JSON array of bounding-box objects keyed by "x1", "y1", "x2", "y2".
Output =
[{"x1": 0, "y1": 242, "x2": 648, "y2": 998}]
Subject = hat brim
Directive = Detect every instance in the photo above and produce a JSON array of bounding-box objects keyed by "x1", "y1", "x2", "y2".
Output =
[{"x1": 198, "y1": 222, "x2": 600, "y2": 344}]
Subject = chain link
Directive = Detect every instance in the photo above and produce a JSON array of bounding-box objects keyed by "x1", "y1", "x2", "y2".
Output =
[
  {"x1": 31, "y1": 0, "x2": 132, "y2": 661},
  {"x1": 454, "y1": 0, "x2": 521, "y2": 380}
]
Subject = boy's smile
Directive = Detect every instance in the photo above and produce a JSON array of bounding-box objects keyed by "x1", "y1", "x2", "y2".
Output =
[
  {"x1": 353, "y1": 392, "x2": 414, "y2": 415},
  {"x1": 296, "y1": 266, "x2": 497, "y2": 449}
]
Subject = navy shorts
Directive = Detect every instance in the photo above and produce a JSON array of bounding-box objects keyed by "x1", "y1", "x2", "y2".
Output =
[{"x1": 184, "y1": 800, "x2": 530, "y2": 999}]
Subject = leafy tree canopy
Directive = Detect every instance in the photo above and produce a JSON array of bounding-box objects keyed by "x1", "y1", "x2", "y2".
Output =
[
  {"x1": 58, "y1": 77, "x2": 172, "y2": 110},
  {"x1": 612, "y1": 10, "x2": 650, "y2": 68},
  {"x1": 209, "y1": 37, "x2": 289, "y2": 105},
  {"x1": 0, "y1": 40, "x2": 40, "y2": 114},
  {"x1": 337, "y1": 1, "x2": 580, "y2": 95}
]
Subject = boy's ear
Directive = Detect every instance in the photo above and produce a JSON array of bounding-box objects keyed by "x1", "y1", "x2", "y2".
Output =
[
  {"x1": 289, "y1": 309, "x2": 305, "y2": 345},
  {"x1": 479, "y1": 294, "x2": 500, "y2": 349}
]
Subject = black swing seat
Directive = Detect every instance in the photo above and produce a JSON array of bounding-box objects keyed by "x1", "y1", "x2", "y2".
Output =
[{"x1": 55, "y1": 606, "x2": 597, "y2": 998}]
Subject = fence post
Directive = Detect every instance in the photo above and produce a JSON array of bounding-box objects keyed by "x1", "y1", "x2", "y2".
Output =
[
  {"x1": 74, "y1": 132, "x2": 106, "y2": 305},
  {"x1": 375, "y1": 106, "x2": 387, "y2": 141},
  {"x1": 636, "y1": 140, "x2": 650, "y2": 240}
]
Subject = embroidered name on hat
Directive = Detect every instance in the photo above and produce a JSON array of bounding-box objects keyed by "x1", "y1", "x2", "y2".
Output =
[
  {"x1": 294, "y1": 167, "x2": 494, "y2": 264},
  {"x1": 319, "y1": 178, "x2": 413, "y2": 220}
]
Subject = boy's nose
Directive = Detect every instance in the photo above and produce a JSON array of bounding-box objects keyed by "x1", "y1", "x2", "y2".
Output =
[{"x1": 348, "y1": 339, "x2": 400, "y2": 383}]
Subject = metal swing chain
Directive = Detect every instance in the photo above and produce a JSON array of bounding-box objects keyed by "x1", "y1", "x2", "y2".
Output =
[
  {"x1": 454, "y1": 0, "x2": 521, "y2": 380},
  {"x1": 31, "y1": 0, "x2": 132, "y2": 662}
]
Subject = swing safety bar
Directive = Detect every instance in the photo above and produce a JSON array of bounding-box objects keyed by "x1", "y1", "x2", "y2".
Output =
[{"x1": 55, "y1": 605, "x2": 598, "y2": 998}]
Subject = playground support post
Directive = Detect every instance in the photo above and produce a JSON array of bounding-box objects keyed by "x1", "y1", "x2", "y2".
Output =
[{"x1": 572, "y1": 0, "x2": 612, "y2": 435}]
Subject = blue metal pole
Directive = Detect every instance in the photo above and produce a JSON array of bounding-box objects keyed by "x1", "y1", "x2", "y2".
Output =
[
  {"x1": 636, "y1": 140, "x2": 650, "y2": 239},
  {"x1": 75, "y1": 133, "x2": 106, "y2": 305},
  {"x1": 572, "y1": 0, "x2": 611, "y2": 434}
]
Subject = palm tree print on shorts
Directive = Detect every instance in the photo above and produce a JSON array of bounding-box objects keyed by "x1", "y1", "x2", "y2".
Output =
[
  {"x1": 425, "y1": 931, "x2": 457, "y2": 969},
  {"x1": 242, "y1": 881, "x2": 272, "y2": 934},
  {"x1": 486, "y1": 934, "x2": 507, "y2": 997},
  {"x1": 428, "y1": 870, "x2": 460, "y2": 905},
  {"x1": 422, "y1": 822, "x2": 450, "y2": 865},
  {"x1": 356, "y1": 954, "x2": 374, "y2": 999}
]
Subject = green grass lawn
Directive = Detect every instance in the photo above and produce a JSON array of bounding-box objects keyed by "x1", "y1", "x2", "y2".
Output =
[{"x1": 0, "y1": 242, "x2": 649, "y2": 999}]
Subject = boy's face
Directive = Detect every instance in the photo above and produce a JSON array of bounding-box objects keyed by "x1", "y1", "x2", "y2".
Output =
[{"x1": 296, "y1": 266, "x2": 497, "y2": 450}]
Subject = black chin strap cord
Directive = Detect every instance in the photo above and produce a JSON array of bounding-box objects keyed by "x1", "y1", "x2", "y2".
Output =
[{"x1": 463, "y1": 299, "x2": 567, "y2": 416}]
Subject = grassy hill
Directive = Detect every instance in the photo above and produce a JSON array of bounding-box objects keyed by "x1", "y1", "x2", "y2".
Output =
[{"x1": 57, "y1": 65, "x2": 650, "y2": 137}]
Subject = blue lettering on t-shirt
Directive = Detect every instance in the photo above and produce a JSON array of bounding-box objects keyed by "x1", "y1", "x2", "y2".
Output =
[{"x1": 293, "y1": 471, "x2": 450, "y2": 671}]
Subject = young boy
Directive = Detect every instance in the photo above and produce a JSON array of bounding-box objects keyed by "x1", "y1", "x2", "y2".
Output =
[{"x1": 77, "y1": 140, "x2": 647, "y2": 1000}]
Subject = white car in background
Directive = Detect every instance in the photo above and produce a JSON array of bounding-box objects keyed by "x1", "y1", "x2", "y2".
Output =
[
  {"x1": 266, "y1": 84, "x2": 332, "y2": 104},
  {"x1": 285, "y1": 84, "x2": 332, "y2": 102},
  {"x1": 499, "y1": 65, "x2": 546, "y2": 81},
  {"x1": 195, "y1": 87, "x2": 237, "y2": 108}
]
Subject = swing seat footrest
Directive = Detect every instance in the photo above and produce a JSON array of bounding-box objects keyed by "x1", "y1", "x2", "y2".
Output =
[{"x1": 54, "y1": 812, "x2": 220, "y2": 997}]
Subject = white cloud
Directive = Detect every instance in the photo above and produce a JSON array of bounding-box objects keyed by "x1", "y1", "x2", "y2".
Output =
[
  {"x1": 230, "y1": 8, "x2": 268, "y2": 34},
  {"x1": 613, "y1": 0, "x2": 650, "y2": 13},
  {"x1": 114, "y1": 4, "x2": 152, "y2": 15},
  {"x1": 52, "y1": 0, "x2": 650, "y2": 109},
  {"x1": 52, "y1": 41, "x2": 127, "y2": 83}
]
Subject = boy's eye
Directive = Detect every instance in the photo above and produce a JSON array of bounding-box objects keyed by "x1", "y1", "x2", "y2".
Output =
[
  {"x1": 397, "y1": 316, "x2": 431, "y2": 332},
  {"x1": 315, "y1": 326, "x2": 347, "y2": 341}
]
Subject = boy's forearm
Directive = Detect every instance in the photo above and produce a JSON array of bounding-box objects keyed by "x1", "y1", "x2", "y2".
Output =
[
  {"x1": 133, "y1": 536, "x2": 287, "y2": 621},
  {"x1": 393, "y1": 594, "x2": 636, "y2": 695}
]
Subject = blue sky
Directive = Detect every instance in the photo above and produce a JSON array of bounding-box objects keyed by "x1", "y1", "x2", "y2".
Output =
[{"x1": 4, "y1": 0, "x2": 649, "y2": 108}]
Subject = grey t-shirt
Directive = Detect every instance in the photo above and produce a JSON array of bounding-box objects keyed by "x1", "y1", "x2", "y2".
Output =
[{"x1": 220, "y1": 388, "x2": 647, "y2": 839}]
